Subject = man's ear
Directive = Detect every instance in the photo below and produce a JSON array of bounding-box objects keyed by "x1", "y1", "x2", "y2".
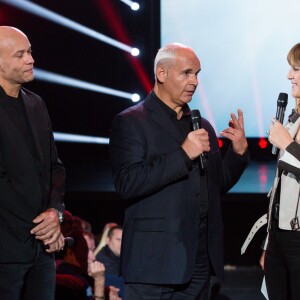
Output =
[{"x1": 156, "y1": 65, "x2": 167, "y2": 83}]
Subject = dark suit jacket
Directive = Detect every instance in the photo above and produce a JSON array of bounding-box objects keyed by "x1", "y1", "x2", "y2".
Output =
[
  {"x1": 110, "y1": 92, "x2": 249, "y2": 285},
  {"x1": 0, "y1": 86, "x2": 65, "y2": 263}
]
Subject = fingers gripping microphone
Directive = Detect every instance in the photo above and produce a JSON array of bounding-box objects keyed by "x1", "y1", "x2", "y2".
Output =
[
  {"x1": 271, "y1": 93, "x2": 288, "y2": 155},
  {"x1": 191, "y1": 109, "x2": 206, "y2": 169},
  {"x1": 42, "y1": 237, "x2": 74, "y2": 250}
]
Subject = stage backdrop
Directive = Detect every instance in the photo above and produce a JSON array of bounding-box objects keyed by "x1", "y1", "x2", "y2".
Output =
[{"x1": 161, "y1": 0, "x2": 300, "y2": 138}]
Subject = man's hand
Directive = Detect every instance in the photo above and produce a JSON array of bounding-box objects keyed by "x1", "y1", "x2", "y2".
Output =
[
  {"x1": 31, "y1": 208, "x2": 64, "y2": 252},
  {"x1": 181, "y1": 128, "x2": 210, "y2": 160},
  {"x1": 109, "y1": 286, "x2": 122, "y2": 300},
  {"x1": 89, "y1": 261, "x2": 106, "y2": 299},
  {"x1": 88, "y1": 260, "x2": 105, "y2": 280},
  {"x1": 220, "y1": 109, "x2": 248, "y2": 155}
]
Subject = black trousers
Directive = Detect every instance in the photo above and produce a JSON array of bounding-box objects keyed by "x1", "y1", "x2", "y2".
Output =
[
  {"x1": 124, "y1": 218, "x2": 210, "y2": 300},
  {"x1": 0, "y1": 243, "x2": 55, "y2": 300},
  {"x1": 265, "y1": 226, "x2": 300, "y2": 300}
]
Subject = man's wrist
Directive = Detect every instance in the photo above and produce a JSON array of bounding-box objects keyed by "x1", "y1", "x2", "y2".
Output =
[
  {"x1": 51, "y1": 208, "x2": 64, "y2": 224},
  {"x1": 93, "y1": 295, "x2": 105, "y2": 300}
]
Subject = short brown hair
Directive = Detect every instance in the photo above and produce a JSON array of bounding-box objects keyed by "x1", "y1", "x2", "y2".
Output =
[{"x1": 287, "y1": 43, "x2": 300, "y2": 66}]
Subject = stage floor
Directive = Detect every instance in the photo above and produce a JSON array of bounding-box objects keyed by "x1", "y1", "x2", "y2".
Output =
[
  {"x1": 212, "y1": 266, "x2": 265, "y2": 300},
  {"x1": 229, "y1": 161, "x2": 276, "y2": 194}
]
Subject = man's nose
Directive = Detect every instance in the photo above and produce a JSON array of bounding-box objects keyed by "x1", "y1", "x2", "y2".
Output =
[
  {"x1": 190, "y1": 74, "x2": 198, "y2": 85},
  {"x1": 26, "y1": 53, "x2": 34, "y2": 64}
]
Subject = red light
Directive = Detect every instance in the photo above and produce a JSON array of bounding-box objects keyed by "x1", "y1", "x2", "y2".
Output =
[
  {"x1": 218, "y1": 138, "x2": 223, "y2": 148},
  {"x1": 258, "y1": 138, "x2": 268, "y2": 149},
  {"x1": 95, "y1": 0, "x2": 152, "y2": 93}
]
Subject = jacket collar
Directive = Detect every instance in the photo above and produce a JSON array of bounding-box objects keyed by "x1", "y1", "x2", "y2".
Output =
[{"x1": 144, "y1": 91, "x2": 190, "y2": 144}]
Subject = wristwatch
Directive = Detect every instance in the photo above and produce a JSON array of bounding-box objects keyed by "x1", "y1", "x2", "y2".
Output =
[{"x1": 53, "y1": 209, "x2": 64, "y2": 224}]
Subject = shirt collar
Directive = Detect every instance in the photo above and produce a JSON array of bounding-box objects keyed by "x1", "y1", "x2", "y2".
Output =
[
  {"x1": 151, "y1": 90, "x2": 191, "y2": 120},
  {"x1": 288, "y1": 109, "x2": 300, "y2": 124}
]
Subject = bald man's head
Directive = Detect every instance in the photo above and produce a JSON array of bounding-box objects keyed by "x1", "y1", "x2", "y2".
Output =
[
  {"x1": 0, "y1": 26, "x2": 28, "y2": 54},
  {"x1": 0, "y1": 26, "x2": 34, "y2": 96}
]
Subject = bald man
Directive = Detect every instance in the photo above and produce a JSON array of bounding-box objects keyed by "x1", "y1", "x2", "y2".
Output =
[
  {"x1": 0, "y1": 26, "x2": 65, "y2": 299},
  {"x1": 110, "y1": 43, "x2": 249, "y2": 299}
]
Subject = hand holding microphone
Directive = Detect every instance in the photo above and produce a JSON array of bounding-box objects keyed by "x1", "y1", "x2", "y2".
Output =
[
  {"x1": 268, "y1": 118, "x2": 293, "y2": 152},
  {"x1": 191, "y1": 110, "x2": 207, "y2": 169},
  {"x1": 181, "y1": 109, "x2": 210, "y2": 166},
  {"x1": 269, "y1": 93, "x2": 290, "y2": 154}
]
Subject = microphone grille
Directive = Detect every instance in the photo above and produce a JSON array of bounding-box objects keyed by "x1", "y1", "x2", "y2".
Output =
[
  {"x1": 277, "y1": 93, "x2": 288, "y2": 108},
  {"x1": 191, "y1": 109, "x2": 201, "y2": 121}
]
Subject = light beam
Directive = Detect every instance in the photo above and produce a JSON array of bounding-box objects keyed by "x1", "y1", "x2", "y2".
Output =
[{"x1": 1, "y1": 0, "x2": 138, "y2": 54}]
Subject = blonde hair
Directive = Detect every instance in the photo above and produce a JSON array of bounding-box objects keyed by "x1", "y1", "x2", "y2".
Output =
[{"x1": 94, "y1": 222, "x2": 118, "y2": 256}]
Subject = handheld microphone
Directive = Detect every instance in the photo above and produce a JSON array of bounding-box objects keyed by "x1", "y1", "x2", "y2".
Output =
[
  {"x1": 42, "y1": 237, "x2": 74, "y2": 250},
  {"x1": 64, "y1": 237, "x2": 75, "y2": 248},
  {"x1": 271, "y1": 93, "x2": 288, "y2": 155},
  {"x1": 191, "y1": 109, "x2": 206, "y2": 169}
]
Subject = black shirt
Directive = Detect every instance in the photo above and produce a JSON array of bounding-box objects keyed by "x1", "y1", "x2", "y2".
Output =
[
  {"x1": 151, "y1": 91, "x2": 193, "y2": 169},
  {"x1": 151, "y1": 91, "x2": 208, "y2": 217},
  {"x1": 0, "y1": 86, "x2": 39, "y2": 162}
]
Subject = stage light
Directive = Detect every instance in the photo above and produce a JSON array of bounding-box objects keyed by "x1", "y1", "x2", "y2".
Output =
[
  {"x1": 218, "y1": 138, "x2": 223, "y2": 148},
  {"x1": 2, "y1": 0, "x2": 137, "y2": 54},
  {"x1": 131, "y1": 2, "x2": 140, "y2": 11},
  {"x1": 258, "y1": 138, "x2": 268, "y2": 149},
  {"x1": 131, "y1": 93, "x2": 140, "y2": 102},
  {"x1": 34, "y1": 68, "x2": 137, "y2": 100},
  {"x1": 119, "y1": 0, "x2": 140, "y2": 11},
  {"x1": 54, "y1": 132, "x2": 109, "y2": 144},
  {"x1": 131, "y1": 48, "x2": 140, "y2": 56},
  {"x1": 97, "y1": 1, "x2": 152, "y2": 92}
]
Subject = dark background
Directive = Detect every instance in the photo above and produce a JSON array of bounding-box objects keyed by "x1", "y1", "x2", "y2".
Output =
[{"x1": 0, "y1": 0, "x2": 270, "y2": 265}]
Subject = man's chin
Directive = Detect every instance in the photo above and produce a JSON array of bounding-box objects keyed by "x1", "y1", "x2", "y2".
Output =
[
  {"x1": 22, "y1": 75, "x2": 34, "y2": 83},
  {"x1": 183, "y1": 96, "x2": 193, "y2": 103}
]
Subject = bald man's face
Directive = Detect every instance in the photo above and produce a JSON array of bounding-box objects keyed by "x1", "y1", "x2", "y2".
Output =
[{"x1": 0, "y1": 29, "x2": 34, "y2": 87}]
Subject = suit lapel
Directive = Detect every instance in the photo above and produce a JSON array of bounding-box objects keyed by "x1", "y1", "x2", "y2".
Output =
[
  {"x1": 144, "y1": 94, "x2": 186, "y2": 144},
  {"x1": 20, "y1": 89, "x2": 45, "y2": 167}
]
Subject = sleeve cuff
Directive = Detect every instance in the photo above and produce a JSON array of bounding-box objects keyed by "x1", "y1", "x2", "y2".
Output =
[
  {"x1": 179, "y1": 147, "x2": 193, "y2": 170},
  {"x1": 229, "y1": 145, "x2": 250, "y2": 163},
  {"x1": 285, "y1": 141, "x2": 300, "y2": 161}
]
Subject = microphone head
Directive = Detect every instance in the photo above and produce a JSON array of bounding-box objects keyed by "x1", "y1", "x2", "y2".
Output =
[
  {"x1": 277, "y1": 93, "x2": 288, "y2": 108},
  {"x1": 64, "y1": 237, "x2": 75, "y2": 248},
  {"x1": 191, "y1": 109, "x2": 201, "y2": 122}
]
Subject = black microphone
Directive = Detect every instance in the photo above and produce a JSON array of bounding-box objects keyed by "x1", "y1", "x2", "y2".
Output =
[
  {"x1": 271, "y1": 93, "x2": 288, "y2": 155},
  {"x1": 42, "y1": 237, "x2": 74, "y2": 250},
  {"x1": 191, "y1": 109, "x2": 206, "y2": 169},
  {"x1": 64, "y1": 237, "x2": 75, "y2": 248}
]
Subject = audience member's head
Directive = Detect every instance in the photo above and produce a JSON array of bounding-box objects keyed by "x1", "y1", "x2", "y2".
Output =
[
  {"x1": 94, "y1": 222, "x2": 118, "y2": 255},
  {"x1": 81, "y1": 219, "x2": 92, "y2": 233},
  {"x1": 106, "y1": 226, "x2": 123, "y2": 257},
  {"x1": 82, "y1": 231, "x2": 97, "y2": 274}
]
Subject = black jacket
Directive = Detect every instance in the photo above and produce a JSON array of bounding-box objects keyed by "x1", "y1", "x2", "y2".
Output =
[
  {"x1": 96, "y1": 245, "x2": 120, "y2": 275},
  {"x1": 110, "y1": 92, "x2": 249, "y2": 284},
  {"x1": 0, "y1": 87, "x2": 65, "y2": 263}
]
